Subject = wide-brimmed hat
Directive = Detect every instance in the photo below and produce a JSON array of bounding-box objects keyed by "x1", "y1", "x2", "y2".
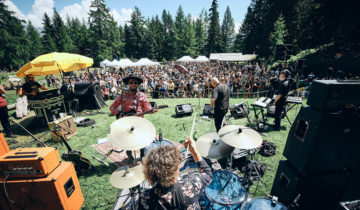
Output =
[{"x1": 122, "y1": 73, "x2": 143, "y2": 84}]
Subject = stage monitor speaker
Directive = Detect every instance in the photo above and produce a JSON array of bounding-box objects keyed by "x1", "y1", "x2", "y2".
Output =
[
  {"x1": 48, "y1": 116, "x2": 77, "y2": 142},
  {"x1": 74, "y1": 81, "x2": 106, "y2": 110},
  {"x1": 175, "y1": 104, "x2": 193, "y2": 117},
  {"x1": 203, "y1": 104, "x2": 213, "y2": 117},
  {"x1": 271, "y1": 160, "x2": 350, "y2": 210},
  {"x1": 341, "y1": 165, "x2": 360, "y2": 202},
  {"x1": 307, "y1": 80, "x2": 360, "y2": 111},
  {"x1": 283, "y1": 106, "x2": 360, "y2": 174},
  {"x1": 230, "y1": 102, "x2": 249, "y2": 119},
  {"x1": 0, "y1": 161, "x2": 84, "y2": 210}
]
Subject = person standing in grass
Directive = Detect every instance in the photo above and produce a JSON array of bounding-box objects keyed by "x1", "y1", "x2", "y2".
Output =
[
  {"x1": 210, "y1": 77, "x2": 230, "y2": 132},
  {"x1": 0, "y1": 82, "x2": 15, "y2": 138}
]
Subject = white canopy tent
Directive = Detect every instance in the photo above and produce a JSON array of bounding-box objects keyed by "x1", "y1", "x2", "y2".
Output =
[
  {"x1": 100, "y1": 59, "x2": 111, "y2": 68},
  {"x1": 194, "y1": 56, "x2": 210, "y2": 62},
  {"x1": 177, "y1": 56, "x2": 194, "y2": 62},
  {"x1": 118, "y1": 58, "x2": 135, "y2": 68},
  {"x1": 209, "y1": 53, "x2": 257, "y2": 62},
  {"x1": 135, "y1": 58, "x2": 159, "y2": 66}
]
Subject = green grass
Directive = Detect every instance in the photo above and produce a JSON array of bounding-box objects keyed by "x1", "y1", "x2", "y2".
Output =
[{"x1": 3, "y1": 96, "x2": 302, "y2": 209}]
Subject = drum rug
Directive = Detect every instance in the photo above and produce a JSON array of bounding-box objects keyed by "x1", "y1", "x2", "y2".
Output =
[{"x1": 91, "y1": 140, "x2": 184, "y2": 167}]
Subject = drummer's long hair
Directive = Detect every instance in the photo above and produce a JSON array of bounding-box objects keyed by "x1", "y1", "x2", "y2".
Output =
[{"x1": 143, "y1": 146, "x2": 181, "y2": 195}]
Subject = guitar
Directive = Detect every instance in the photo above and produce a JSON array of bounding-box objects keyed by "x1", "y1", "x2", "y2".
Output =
[
  {"x1": 54, "y1": 129, "x2": 92, "y2": 171},
  {"x1": 117, "y1": 105, "x2": 168, "y2": 119}
]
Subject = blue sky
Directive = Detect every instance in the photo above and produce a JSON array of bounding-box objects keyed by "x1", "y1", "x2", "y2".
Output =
[{"x1": 7, "y1": 0, "x2": 251, "y2": 31}]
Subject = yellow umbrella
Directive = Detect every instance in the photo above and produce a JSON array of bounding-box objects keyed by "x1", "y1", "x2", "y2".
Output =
[{"x1": 16, "y1": 52, "x2": 93, "y2": 77}]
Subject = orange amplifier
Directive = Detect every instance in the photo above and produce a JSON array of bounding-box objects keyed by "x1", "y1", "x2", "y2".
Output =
[
  {"x1": 0, "y1": 132, "x2": 10, "y2": 156},
  {"x1": 0, "y1": 161, "x2": 84, "y2": 210},
  {"x1": 0, "y1": 147, "x2": 61, "y2": 178}
]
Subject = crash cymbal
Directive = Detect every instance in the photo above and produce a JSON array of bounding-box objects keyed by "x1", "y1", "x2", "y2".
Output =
[
  {"x1": 107, "y1": 116, "x2": 155, "y2": 150},
  {"x1": 110, "y1": 165, "x2": 145, "y2": 189},
  {"x1": 196, "y1": 132, "x2": 234, "y2": 159},
  {"x1": 218, "y1": 125, "x2": 263, "y2": 150}
]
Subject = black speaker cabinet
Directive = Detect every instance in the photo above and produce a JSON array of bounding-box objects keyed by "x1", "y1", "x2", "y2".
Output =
[
  {"x1": 175, "y1": 104, "x2": 193, "y2": 117},
  {"x1": 307, "y1": 80, "x2": 360, "y2": 111},
  {"x1": 283, "y1": 106, "x2": 360, "y2": 174},
  {"x1": 74, "y1": 81, "x2": 106, "y2": 110},
  {"x1": 203, "y1": 104, "x2": 213, "y2": 117},
  {"x1": 271, "y1": 160, "x2": 350, "y2": 210}
]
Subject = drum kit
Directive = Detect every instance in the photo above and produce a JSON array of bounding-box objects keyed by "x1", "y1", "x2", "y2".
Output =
[{"x1": 102, "y1": 116, "x2": 286, "y2": 210}]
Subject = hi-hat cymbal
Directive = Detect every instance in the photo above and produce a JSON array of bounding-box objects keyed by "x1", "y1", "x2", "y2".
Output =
[
  {"x1": 107, "y1": 116, "x2": 155, "y2": 150},
  {"x1": 218, "y1": 125, "x2": 263, "y2": 150},
  {"x1": 110, "y1": 165, "x2": 145, "y2": 189},
  {"x1": 196, "y1": 133, "x2": 234, "y2": 159}
]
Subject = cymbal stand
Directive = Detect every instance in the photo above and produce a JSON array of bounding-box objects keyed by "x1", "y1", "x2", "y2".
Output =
[{"x1": 243, "y1": 150, "x2": 268, "y2": 201}]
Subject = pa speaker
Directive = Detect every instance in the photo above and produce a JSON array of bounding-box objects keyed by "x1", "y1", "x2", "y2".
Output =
[
  {"x1": 271, "y1": 160, "x2": 349, "y2": 210},
  {"x1": 175, "y1": 104, "x2": 193, "y2": 117},
  {"x1": 283, "y1": 106, "x2": 360, "y2": 174},
  {"x1": 307, "y1": 80, "x2": 360, "y2": 111},
  {"x1": 74, "y1": 81, "x2": 106, "y2": 110},
  {"x1": 203, "y1": 104, "x2": 213, "y2": 117}
]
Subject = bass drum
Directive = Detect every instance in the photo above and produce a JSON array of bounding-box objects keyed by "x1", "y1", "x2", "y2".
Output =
[{"x1": 241, "y1": 198, "x2": 287, "y2": 210}]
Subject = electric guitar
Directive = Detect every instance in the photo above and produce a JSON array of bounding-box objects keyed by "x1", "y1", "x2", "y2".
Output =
[
  {"x1": 116, "y1": 105, "x2": 168, "y2": 119},
  {"x1": 55, "y1": 130, "x2": 92, "y2": 171}
]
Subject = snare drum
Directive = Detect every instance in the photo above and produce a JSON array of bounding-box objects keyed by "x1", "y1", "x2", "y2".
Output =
[
  {"x1": 205, "y1": 171, "x2": 247, "y2": 209},
  {"x1": 241, "y1": 198, "x2": 287, "y2": 210},
  {"x1": 144, "y1": 140, "x2": 174, "y2": 156}
]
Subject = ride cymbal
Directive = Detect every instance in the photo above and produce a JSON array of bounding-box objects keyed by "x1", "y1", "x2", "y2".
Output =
[
  {"x1": 110, "y1": 164, "x2": 145, "y2": 189},
  {"x1": 107, "y1": 116, "x2": 155, "y2": 150},
  {"x1": 218, "y1": 125, "x2": 263, "y2": 150},
  {"x1": 196, "y1": 132, "x2": 234, "y2": 159}
]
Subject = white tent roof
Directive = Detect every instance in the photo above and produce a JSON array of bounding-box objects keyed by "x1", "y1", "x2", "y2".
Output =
[
  {"x1": 209, "y1": 53, "x2": 257, "y2": 62},
  {"x1": 135, "y1": 58, "x2": 159, "y2": 66},
  {"x1": 194, "y1": 56, "x2": 209, "y2": 62},
  {"x1": 100, "y1": 59, "x2": 111, "y2": 68},
  {"x1": 177, "y1": 56, "x2": 194, "y2": 62}
]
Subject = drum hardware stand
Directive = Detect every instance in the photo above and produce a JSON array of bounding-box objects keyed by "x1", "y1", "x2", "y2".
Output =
[{"x1": 92, "y1": 149, "x2": 124, "y2": 166}]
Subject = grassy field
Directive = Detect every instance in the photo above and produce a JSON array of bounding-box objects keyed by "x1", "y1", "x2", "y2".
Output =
[{"x1": 1, "y1": 94, "x2": 303, "y2": 209}]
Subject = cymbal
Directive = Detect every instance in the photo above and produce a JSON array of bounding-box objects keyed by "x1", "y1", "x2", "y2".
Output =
[
  {"x1": 218, "y1": 125, "x2": 263, "y2": 150},
  {"x1": 196, "y1": 132, "x2": 234, "y2": 159},
  {"x1": 110, "y1": 165, "x2": 145, "y2": 189},
  {"x1": 107, "y1": 116, "x2": 155, "y2": 150}
]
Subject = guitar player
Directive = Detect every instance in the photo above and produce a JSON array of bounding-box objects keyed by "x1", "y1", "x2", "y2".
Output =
[{"x1": 110, "y1": 73, "x2": 158, "y2": 161}]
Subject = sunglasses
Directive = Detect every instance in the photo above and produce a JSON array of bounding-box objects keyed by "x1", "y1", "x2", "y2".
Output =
[{"x1": 129, "y1": 81, "x2": 139, "y2": 85}]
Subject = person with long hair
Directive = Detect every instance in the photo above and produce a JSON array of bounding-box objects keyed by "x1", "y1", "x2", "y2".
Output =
[{"x1": 139, "y1": 138, "x2": 213, "y2": 209}]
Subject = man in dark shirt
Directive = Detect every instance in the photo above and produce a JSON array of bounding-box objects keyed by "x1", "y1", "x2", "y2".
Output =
[
  {"x1": 22, "y1": 74, "x2": 47, "y2": 100},
  {"x1": 210, "y1": 77, "x2": 230, "y2": 132},
  {"x1": 272, "y1": 70, "x2": 290, "y2": 130}
]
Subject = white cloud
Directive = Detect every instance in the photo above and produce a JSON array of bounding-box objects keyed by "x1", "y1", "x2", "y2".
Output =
[
  {"x1": 234, "y1": 22, "x2": 241, "y2": 33},
  {"x1": 59, "y1": 0, "x2": 91, "y2": 23},
  {"x1": 5, "y1": 0, "x2": 54, "y2": 28},
  {"x1": 110, "y1": 8, "x2": 133, "y2": 26},
  {"x1": 6, "y1": 0, "x2": 132, "y2": 28}
]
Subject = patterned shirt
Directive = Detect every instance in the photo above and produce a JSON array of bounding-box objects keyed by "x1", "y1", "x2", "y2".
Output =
[
  {"x1": 138, "y1": 159, "x2": 213, "y2": 210},
  {"x1": 110, "y1": 90, "x2": 152, "y2": 117}
]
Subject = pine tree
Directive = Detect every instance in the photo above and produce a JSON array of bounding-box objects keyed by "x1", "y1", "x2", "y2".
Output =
[
  {"x1": 174, "y1": 6, "x2": 187, "y2": 57},
  {"x1": 161, "y1": 10, "x2": 176, "y2": 60},
  {"x1": 88, "y1": 0, "x2": 113, "y2": 65},
  {"x1": 233, "y1": 29, "x2": 245, "y2": 53},
  {"x1": 206, "y1": 0, "x2": 222, "y2": 55},
  {"x1": 194, "y1": 9, "x2": 207, "y2": 55},
  {"x1": 52, "y1": 9, "x2": 75, "y2": 53},
  {"x1": 184, "y1": 15, "x2": 196, "y2": 57},
  {"x1": 66, "y1": 17, "x2": 82, "y2": 53},
  {"x1": 109, "y1": 16, "x2": 123, "y2": 59},
  {"x1": 26, "y1": 21, "x2": 42, "y2": 59},
  {"x1": 0, "y1": 0, "x2": 29, "y2": 69},
  {"x1": 126, "y1": 7, "x2": 146, "y2": 58},
  {"x1": 221, "y1": 6, "x2": 235, "y2": 52},
  {"x1": 269, "y1": 14, "x2": 288, "y2": 54},
  {"x1": 41, "y1": 13, "x2": 56, "y2": 53}
]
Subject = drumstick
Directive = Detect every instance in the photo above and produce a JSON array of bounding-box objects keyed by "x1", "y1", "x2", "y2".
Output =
[{"x1": 185, "y1": 115, "x2": 196, "y2": 158}]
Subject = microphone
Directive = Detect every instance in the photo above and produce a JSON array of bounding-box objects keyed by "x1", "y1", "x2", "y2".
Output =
[{"x1": 92, "y1": 156, "x2": 109, "y2": 166}]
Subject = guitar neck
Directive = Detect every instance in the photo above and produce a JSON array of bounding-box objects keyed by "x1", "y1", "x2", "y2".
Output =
[
  {"x1": 134, "y1": 105, "x2": 168, "y2": 117},
  {"x1": 58, "y1": 133, "x2": 73, "y2": 152}
]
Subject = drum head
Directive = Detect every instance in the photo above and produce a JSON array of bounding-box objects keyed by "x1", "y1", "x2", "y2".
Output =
[
  {"x1": 144, "y1": 140, "x2": 174, "y2": 156},
  {"x1": 205, "y1": 171, "x2": 246, "y2": 206},
  {"x1": 241, "y1": 198, "x2": 287, "y2": 210}
]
